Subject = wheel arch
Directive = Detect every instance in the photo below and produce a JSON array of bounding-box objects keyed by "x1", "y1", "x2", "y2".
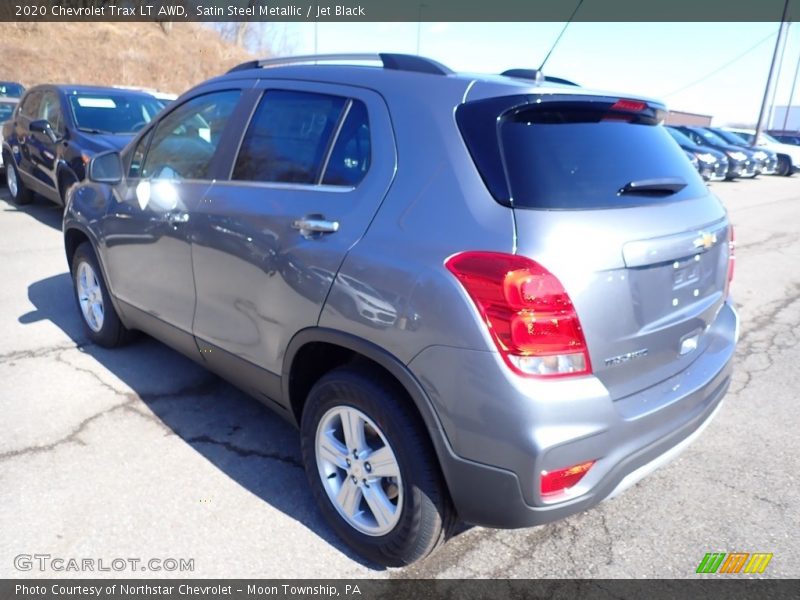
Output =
[
  {"x1": 56, "y1": 163, "x2": 80, "y2": 202},
  {"x1": 282, "y1": 328, "x2": 457, "y2": 491},
  {"x1": 63, "y1": 224, "x2": 129, "y2": 329}
]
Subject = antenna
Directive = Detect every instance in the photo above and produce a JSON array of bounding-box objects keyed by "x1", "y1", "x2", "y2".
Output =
[{"x1": 539, "y1": 0, "x2": 584, "y2": 71}]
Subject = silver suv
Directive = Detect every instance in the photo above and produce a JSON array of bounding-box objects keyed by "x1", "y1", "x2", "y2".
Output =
[{"x1": 63, "y1": 54, "x2": 739, "y2": 566}]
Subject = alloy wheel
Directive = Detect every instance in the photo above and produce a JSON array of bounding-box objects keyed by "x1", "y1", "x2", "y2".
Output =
[
  {"x1": 76, "y1": 261, "x2": 105, "y2": 332},
  {"x1": 315, "y1": 405, "x2": 403, "y2": 536}
]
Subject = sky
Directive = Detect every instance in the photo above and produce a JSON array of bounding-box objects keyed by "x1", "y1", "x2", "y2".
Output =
[{"x1": 249, "y1": 22, "x2": 800, "y2": 127}]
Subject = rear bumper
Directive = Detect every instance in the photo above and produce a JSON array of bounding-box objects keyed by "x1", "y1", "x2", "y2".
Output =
[{"x1": 410, "y1": 301, "x2": 738, "y2": 528}]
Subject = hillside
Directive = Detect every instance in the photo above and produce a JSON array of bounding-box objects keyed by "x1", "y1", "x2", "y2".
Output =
[{"x1": 0, "y1": 22, "x2": 255, "y2": 95}]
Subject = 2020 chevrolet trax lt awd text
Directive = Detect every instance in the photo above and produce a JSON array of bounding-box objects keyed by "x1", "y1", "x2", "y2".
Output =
[{"x1": 63, "y1": 54, "x2": 739, "y2": 566}]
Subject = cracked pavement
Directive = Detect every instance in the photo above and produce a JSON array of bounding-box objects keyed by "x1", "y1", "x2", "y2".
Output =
[{"x1": 1, "y1": 176, "x2": 798, "y2": 578}]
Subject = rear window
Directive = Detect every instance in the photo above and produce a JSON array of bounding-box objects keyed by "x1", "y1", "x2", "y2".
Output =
[
  {"x1": 0, "y1": 82, "x2": 24, "y2": 98},
  {"x1": 458, "y1": 96, "x2": 707, "y2": 209}
]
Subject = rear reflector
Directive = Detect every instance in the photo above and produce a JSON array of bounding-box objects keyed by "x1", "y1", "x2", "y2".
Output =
[
  {"x1": 726, "y1": 225, "x2": 735, "y2": 297},
  {"x1": 541, "y1": 460, "x2": 595, "y2": 498},
  {"x1": 445, "y1": 251, "x2": 591, "y2": 377}
]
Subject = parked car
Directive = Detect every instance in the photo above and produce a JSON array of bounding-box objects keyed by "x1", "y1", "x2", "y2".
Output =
[
  {"x1": 0, "y1": 81, "x2": 25, "y2": 98},
  {"x1": 673, "y1": 126, "x2": 758, "y2": 179},
  {"x1": 766, "y1": 129, "x2": 800, "y2": 145},
  {"x1": 723, "y1": 127, "x2": 800, "y2": 176},
  {"x1": 665, "y1": 126, "x2": 728, "y2": 181},
  {"x1": 685, "y1": 150, "x2": 700, "y2": 172},
  {"x1": 0, "y1": 97, "x2": 19, "y2": 173},
  {"x1": 2, "y1": 84, "x2": 165, "y2": 206},
  {"x1": 63, "y1": 53, "x2": 738, "y2": 566},
  {"x1": 705, "y1": 127, "x2": 777, "y2": 175}
]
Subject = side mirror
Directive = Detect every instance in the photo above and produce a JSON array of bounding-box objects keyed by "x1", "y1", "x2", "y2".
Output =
[
  {"x1": 88, "y1": 151, "x2": 123, "y2": 185},
  {"x1": 29, "y1": 119, "x2": 59, "y2": 143}
]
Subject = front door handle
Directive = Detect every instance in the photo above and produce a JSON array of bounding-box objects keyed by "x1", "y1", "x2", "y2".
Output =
[
  {"x1": 165, "y1": 211, "x2": 189, "y2": 225},
  {"x1": 292, "y1": 215, "x2": 339, "y2": 238}
]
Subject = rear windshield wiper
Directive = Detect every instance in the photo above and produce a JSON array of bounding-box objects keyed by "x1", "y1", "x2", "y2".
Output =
[{"x1": 618, "y1": 177, "x2": 687, "y2": 196}]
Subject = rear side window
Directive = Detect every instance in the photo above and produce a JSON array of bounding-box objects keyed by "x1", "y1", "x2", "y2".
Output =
[
  {"x1": 458, "y1": 96, "x2": 707, "y2": 209},
  {"x1": 322, "y1": 101, "x2": 371, "y2": 186},
  {"x1": 233, "y1": 90, "x2": 369, "y2": 186}
]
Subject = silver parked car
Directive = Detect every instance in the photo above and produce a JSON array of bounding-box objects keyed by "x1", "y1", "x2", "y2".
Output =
[{"x1": 63, "y1": 54, "x2": 739, "y2": 566}]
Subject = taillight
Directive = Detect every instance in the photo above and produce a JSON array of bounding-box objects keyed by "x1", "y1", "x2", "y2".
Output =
[
  {"x1": 726, "y1": 225, "x2": 735, "y2": 297},
  {"x1": 541, "y1": 460, "x2": 595, "y2": 498},
  {"x1": 445, "y1": 251, "x2": 591, "y2": 377}
]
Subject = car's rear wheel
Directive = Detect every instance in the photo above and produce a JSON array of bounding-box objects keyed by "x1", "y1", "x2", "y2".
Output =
[
  {"x1": 300, "y1": 366, "x2": 455, "y2": 566},
  {"x1": 71, "y1": 242, "x2": 131, "y2": 347},
  {"x1": 5, "y1": 156, "x2": 33, "y2": 205},
  {"x1": 777, "y1": 155, "x2": 793, "y2": 176}
]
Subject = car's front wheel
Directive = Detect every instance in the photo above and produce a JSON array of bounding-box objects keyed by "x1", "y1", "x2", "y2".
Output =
[
  {"x1": 300, "y1": 366, "x2": 455, "y2": 566},
  {"x1": 71, "y1": 241, "x2": 131, "y2": 347},
  {"x1": 5, "y1": 155, "x2": 33, "y2": 205}
]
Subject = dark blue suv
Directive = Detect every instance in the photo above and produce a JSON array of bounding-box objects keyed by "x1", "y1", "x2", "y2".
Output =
[{"x1": 2, "y1": 85, "x2": 164, "y2": 206}]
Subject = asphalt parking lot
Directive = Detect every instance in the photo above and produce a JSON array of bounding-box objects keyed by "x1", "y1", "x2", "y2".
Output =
[{"x1": 1, "y1": 176, "x2": 798, "y2": 579}]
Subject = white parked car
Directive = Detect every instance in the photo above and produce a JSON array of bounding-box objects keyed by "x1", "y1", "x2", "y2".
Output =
[{"x1": 723, "y1": 127, "x2": 800, "y2": 176}]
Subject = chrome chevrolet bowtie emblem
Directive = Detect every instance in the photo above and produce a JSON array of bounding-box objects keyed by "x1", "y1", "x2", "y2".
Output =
[{"x1": 693, "y1": 231, "x2": 717, "y2": 250}]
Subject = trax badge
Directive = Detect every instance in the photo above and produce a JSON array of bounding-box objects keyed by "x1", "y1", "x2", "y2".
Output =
[{"x1": 604, "y1": 348, "x2": 649, "y2": 367}]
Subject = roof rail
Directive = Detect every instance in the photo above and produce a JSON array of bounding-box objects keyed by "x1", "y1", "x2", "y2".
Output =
[{"x1": 227, "y1": 53, "x2": 453, "y2": 76}]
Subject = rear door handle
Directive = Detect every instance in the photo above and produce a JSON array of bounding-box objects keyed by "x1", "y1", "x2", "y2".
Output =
[{"x1": 292, "y1": 215, "x2": 339, "y2": 238}]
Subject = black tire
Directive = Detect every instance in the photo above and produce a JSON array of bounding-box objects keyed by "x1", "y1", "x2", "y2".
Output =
[
  {"x1": 777, "y1": 155, "x2": 792, "y2": 177},
  {"x1": 71, "y1": 241, "x2": 131, "y2": 348},
  {"x1": 5, "y1": 154, "x2": 33, "y2": 205},
  {"x1": 300, "y1": 366, "x2": 455, "y2": 566}
]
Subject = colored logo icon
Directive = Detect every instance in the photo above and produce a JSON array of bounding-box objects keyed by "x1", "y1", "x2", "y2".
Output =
[{"x1": 696, "y1": 552, "x2": 773, "y2": 574}]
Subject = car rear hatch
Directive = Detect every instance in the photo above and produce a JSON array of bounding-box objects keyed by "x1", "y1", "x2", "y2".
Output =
[{"x1": 457, "y1": 93, "x2": 732, "y2": 401}]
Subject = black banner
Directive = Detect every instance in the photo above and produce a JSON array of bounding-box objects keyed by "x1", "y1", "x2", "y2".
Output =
[
  {"x1": 2, "y1": 580, "x2": 800, "y2": 600},
  {"x1": 2, "y1": 0, "x2": 800, "y2": 23}
]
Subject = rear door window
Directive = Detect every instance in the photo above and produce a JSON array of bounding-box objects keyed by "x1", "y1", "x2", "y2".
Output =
[{"x1": 232, "y1": 90, "x2": 360, "y2": 185}]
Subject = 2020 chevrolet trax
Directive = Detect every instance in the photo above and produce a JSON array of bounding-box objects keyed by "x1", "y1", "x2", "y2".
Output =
[{"x1": 63, "y1": 53, "x2": 739, "y2": 566}]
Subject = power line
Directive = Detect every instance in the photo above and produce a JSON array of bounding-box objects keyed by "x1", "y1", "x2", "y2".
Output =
[
  {"x1": 539, "y1": 0, "x2": 584, "y2": 70},
  {"x1": 662, "y1": 30, "x2": 778, "y2": 98}
]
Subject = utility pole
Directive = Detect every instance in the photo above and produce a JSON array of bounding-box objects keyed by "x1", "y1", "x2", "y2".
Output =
[
  {"x1": 782, "y1": 51, "x2": 800, "y2": 129},
  {"x1": 416, "y1": 3, "x2": 426, "y2": 55},
  {"x1": 768, "y1": 23, "x2": 791, "y2": 129},
  {"x1": 754, "y1": 0, "x2": 792, "y2": 145}
]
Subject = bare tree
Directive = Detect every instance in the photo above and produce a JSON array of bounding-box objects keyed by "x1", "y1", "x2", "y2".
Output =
[{"x1": 234, "y1": 1, "x2": 257, "y2": 47}]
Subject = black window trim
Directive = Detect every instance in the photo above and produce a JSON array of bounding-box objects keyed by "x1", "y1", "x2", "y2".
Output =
[{"x1": 316, "y1": 98, "x2": 353, "y2": 185}]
